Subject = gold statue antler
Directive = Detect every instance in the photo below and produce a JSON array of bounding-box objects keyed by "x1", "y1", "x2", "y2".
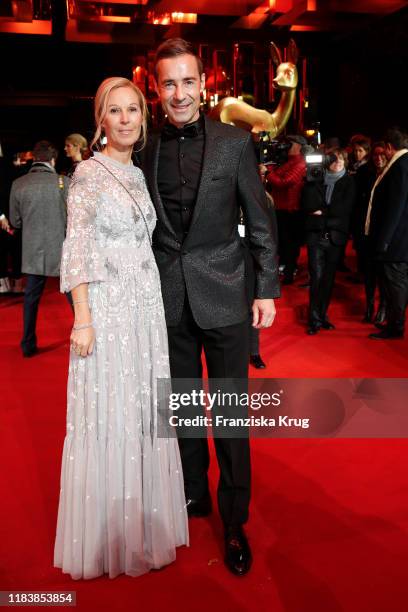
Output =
[{"x1": 210, "y1": 39, "x2": 299, "y2": 137}]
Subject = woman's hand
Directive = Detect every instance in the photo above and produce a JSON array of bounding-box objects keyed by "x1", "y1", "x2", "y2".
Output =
[
  {"x1": 70, "y1": 326, "x2": 95, "y2": 357},
  {"x1": 312, "y1": 210, "x2": 323, "y2": 215}
]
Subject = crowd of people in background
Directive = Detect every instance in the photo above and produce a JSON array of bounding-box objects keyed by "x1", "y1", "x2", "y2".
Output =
[
  {"x1": 255, "y1": 126, "x2": 408, "y2": 353},
  {"x1": 1, "y1": 124, "x2": 408, "y2": 363}
]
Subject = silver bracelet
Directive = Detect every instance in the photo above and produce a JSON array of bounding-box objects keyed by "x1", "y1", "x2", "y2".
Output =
[
  {"x1": 73, "y1": 322, "x2": 93, "y2": 331},
  {"x1": 73, "y1": 299, "x2": 89, "y2": 305}
]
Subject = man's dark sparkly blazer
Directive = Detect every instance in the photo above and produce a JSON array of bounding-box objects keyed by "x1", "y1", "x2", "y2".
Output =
[{"x1": 140, "y1": 114, "x2": 280, "y2": 329}]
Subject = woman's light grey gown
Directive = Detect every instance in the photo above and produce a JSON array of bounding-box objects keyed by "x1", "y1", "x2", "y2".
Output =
[{"x1": 54, "y1": 152, "x2": 188, "y2": 580}]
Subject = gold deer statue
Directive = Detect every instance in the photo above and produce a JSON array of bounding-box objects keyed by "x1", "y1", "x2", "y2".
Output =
[{"x1": 210, "y1": 39, "x2": 299, "y2": 136}]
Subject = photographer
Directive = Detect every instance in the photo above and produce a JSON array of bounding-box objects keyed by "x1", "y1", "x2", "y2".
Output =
[
  {"x1": 262, "y1": 135, "x2": 307, "y2": 285},
  {"x1": 302, "y1": 148, "x2": 355, "y2": 334}
]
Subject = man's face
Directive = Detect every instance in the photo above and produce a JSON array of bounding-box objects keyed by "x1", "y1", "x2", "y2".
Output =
[
  {"x1": 384, "y1": 143, "x2": 394, "y2": 161},
  {"x1": 372, "y1": 146, "x2": 387, "y2": 171},
  {"x1": 155, "y1": 54, "x2": 205, "y2": 128}
]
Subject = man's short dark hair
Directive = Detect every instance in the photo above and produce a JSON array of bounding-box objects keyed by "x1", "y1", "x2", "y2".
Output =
[
  {"x1": 33, "y1": 140, "x2": 58, "y2": 162},
  {"x1": 383, "y1": 127, "x2": 408, "y2": 151},
  {"x1": 153, "y1": 38, "x2": 204, "y2": 80}
]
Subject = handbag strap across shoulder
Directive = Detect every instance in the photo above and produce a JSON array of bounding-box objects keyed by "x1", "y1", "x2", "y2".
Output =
[{"x1": 91, "y1": 156, "x2": 152, "y2": 246}]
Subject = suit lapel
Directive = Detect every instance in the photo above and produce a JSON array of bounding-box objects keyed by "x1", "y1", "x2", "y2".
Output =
[
  {"x1": 148, "y1": 132, "x2": 177, "y2": 238},
  {"x1": 186, "y1": 117, "x2": 222, "y2": 239}
]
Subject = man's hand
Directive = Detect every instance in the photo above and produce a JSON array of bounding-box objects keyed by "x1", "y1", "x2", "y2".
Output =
[
  {"x1": 252, "y1": 298, "x2": 276, "y2": 329},
  {"x1": 0, "y1": 216, "x2": 10, "y2": 231},
  {"x1": 258, "y1": 163, "x2": 268, "y2": 178}
]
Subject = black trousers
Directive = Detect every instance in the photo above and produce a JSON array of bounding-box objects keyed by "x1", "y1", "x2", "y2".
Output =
[
  {"x1": 167, "y1": 298, "x2": 251, "y2": 530},
  {"x1": 378, "y1": 262, "x2": 408, "y2": 334},
  {"x1": 249, "y1": 324, "x2": 259, "y2": 355},
  {"x1": 22, "y1": 274, "x2": 73, "y2": 352},
  {"x1": 357, "y1": 237, "x2": 387, "y2": 310},
  {"x1": 307, "y1": 235, "x2": 343, "y2": 325},
  {"x1": 276, "y1": 210, "x2": 303, "y2": 277}
]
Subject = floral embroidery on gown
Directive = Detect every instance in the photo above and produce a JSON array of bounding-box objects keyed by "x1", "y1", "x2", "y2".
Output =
[{"x1": 54, "y1": 152, "x2": 188, "y2": 580}]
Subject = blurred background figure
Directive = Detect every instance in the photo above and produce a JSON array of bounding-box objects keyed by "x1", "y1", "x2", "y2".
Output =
[
  {"x1": 9, "y1": 140, "x2": 69, "y2": 357},
  {"x1": 352, "y1": 141, "x2": 388, "y2": 323},
  {"x1": 349, "y1": 135, "x2": 371, "y2": 174},
  {"x1": 321, "y1": 136, "x2": 341, "y2": 153},
  {"x1": 0, "y1": 154, "x2": 23, "y2": 294},
  {"x1": 263, "y1": 135, "x2": 307, "y2": 285},
  {"x1": 366, "y1": 127, "x2": 408, "y2": 340},
  {"x1": 302, "y1": 148, "x2": 355, "y2": 335},
  {"x1": 64, "y1": 133, "x2": 89, "y2": 178}
]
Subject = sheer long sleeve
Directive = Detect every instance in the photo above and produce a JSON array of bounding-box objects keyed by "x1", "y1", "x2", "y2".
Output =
[{"x1": 60, "y1": 161, "x2": 107, "y2": 293}]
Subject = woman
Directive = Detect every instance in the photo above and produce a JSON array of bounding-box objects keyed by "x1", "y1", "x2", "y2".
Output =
[
  {"x1": 54, "y1": 77, "x2": 188, "y2": 580},
  {"x1": 349, "y1": 135, "x2": 371, "y2": 174},
  {"x1": 302, "y1": 149, "x2": 355, "y2": 334},
  {"x1": 352, "y1": 142, "x2": 388, "y2": 323},
  {"x1": 64, "y1": 133, "x2": 89, "y2": 178}
]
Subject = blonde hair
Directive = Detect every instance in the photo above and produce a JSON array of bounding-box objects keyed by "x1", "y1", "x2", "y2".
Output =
[
  {"x1": 91, "y1": 77, "x2": 148, "y2": 151},
  {"x1": 65, "y1": 133, "x2": 88, "y2": 155}
]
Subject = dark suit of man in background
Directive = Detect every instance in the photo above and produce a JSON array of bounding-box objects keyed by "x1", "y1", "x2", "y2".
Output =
[
  {"x1": 366, "y1": 127, "x2": 408, "y2": 339},
  {"x1": 9, "y1": 141, "x2": 69, "y2": 356},
  {"x1": 140, "y1": 38, "x2": 279, "y2": 576}
]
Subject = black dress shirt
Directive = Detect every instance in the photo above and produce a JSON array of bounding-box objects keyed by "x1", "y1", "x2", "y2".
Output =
[{"x1": 158, "y1": 115, "x2": 205, "y2": 242}]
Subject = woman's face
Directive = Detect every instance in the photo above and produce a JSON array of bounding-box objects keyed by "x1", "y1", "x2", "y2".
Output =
[
  {"x1": 372, "y1": 146, "x2": 387, "y2": 171},
  {"x1": 329, "y1": 154, "x2": 345, "y2": 173},
  {"x1": 101, "y1": 86, "x2": 143, "y2": 151},
  {"x1": 64, "y1": 141, "x2": 79, "y2": 159},
  {"x1": 353, "y1": 145, "x2": 368, "y2": 162}
]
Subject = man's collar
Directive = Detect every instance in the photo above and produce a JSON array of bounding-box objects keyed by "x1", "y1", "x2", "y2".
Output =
[
  {"x1": 31, "y1": 161, "x2": 55, "y2": 171},
  {"x1": 161, "y1": 113, "x2": 205, "y2": 140}
]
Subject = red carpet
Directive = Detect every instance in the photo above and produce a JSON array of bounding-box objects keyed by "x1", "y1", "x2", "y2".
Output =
[{"x1": 1, "y1": 249, "x2": 408, "y2": 611}]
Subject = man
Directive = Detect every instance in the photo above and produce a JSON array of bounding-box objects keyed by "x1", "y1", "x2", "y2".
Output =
[
  {"x1": 263, "y1": 134, "x2": 307, "y2": 284},
  {"x1": 365, "y1": 127, "x2": 408, "y2": 339},
  {"x1": 9, "y1": 141, "x2": 69, "y2": 356},
  {"x1": 140, "y1": 38, "x2": 279, "y2": 576}
]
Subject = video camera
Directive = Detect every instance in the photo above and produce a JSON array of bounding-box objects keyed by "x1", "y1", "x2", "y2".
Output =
[
  {"x1": 255, "y1": 132, "x2": 291, "y2": 167},
  {"x1": 305, "y1": 151, "x2": 337, "y2": 182}
]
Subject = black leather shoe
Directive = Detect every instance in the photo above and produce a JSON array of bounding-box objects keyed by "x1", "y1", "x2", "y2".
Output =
[
  {"x1": 369, "y1": 330, "x2": 404, "y2": 340},
  {"x1": 185, "y1": 493, "x2": 212, "y2": 518},
  {"x1": 374, "y1": 306, "x2": 387, "y2": 328},
  {"x1": 224, "y1": 527, "x2": 252, "y2": 576},
  {"x1": 249, "y1": 354, "x2": 266, "y2": 369},
  {"x1": 362, "y1": 305, "x2": 374, "y2": 323},
  {"x1": 22, "y1": 346, "x2": 38, "y2": 358},
  {"x1": 321, "y1": 321, "x2": 335, "y2": 330},
  {"x1": 307, "y1": 324, "x2": 320, "y2": 335}
]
